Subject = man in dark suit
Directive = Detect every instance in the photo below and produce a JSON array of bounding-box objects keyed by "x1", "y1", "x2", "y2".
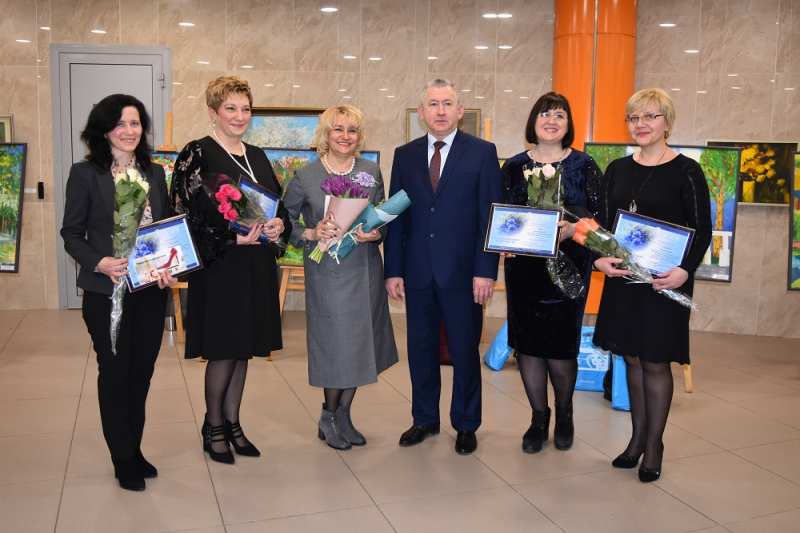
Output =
[{"x1": 384, "y1": 79, "x2": 502, "y2": 455}]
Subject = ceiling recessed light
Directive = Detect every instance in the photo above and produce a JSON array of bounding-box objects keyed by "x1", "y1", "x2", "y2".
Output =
[
  {"x1": 697, "y1": 90, "x2": 707, "y2": 94},
  {"x1": 498, "y1": 45, "x2": 512, "y2": 50},
  {"x1": 336, "y1": 88, "x2": 346, "y2": 92},
  {"x1": 659, "y1": 23, "x2": 676, "y2": 27},
  {"x1": 474, "y1": 45, "x2": 489, "y2": 50},
  {"x1": 482, "y1": 13, "x2": 498, "y2": 19},
  {"x1": 386, "y1": 95, "x2": 396, "y2": 98},
  {"x1": 172, "y1": 81, "x2": 183, "y2": 86},
  {"x1": 320, "y1": 6, "x2": 338, "y2": 13},
  {"x1": 240, "y1": 65, "x2": 254, "y2": 69},
  {"x1": 730, "y1": 86, "x2": 741, "y2": 90},
  {"x1": 39, "y1": 26, "x2": 50, "y2": 31},
  {"x1": 187, "y1": 95, "x2": 196, "y2": 99},
  {"x1": 292, "y1": 84, "x2": 301, "y2": 88},
  {"x1": 461, "y1": 88, "x2": 472, "y2": 92},
  {"x1": 343, "y1": 95, "x2": 352, "y2": 99},
  {"x1": 427, "y1": 55, "x2": 438, "y2": 60},
  {"x1": 368, "y1": 56, "x2": 382, "y2": 61},
  {"x1": 36, "y1": 58, "x2": 41, "y2": 62},
  {"x1": 785, "y1": 87, "x2": 796, "y2": 91},
  {"x1": 727, "y1": 73, "x2": 738, "y2": 77},
  {"x1": 343, "y1": 54, "x2": 357, "y2": 60},
  {"x1": 670, "y1": 87, "x2": 680, "y2": 91},
  {"x1": 503, "y1": 89, "x2": 512, "y2": 93},
  {"x1": 196, "y1": 60, "x2": 210, "y2": 65},
  {"x1": 90, "y1": 29, "x2": 107, "y2": 34},
  {"x1": 264, "y1": 83, "x2": 275, "y2": 87},
  {"x1": 379, "y1": 88, "x2": 389, "y2": 91},
  {"x1": 178, "y1": 21, "x2": 195, "y2": 27},
  {"x1": 520, "y1": 96, "x2": 530, "y2": 99},
  {"x1": 475, "y1": 96, "x2": 485, "y2": 99},
  {"x1": 770, "y1": 79, "x2": 776, "y2": 83},
  {"x1": 684, "y1": 49, "x2": 699, "y2": 54},
  {"x1": 497, "y1": 13, "x2": 512, "y2": 19},
  {"x1": 15, "y1": 39, "x2": 31, "y2": 43}
]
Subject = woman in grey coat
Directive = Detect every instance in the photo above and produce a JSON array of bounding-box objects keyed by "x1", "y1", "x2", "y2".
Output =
[{"x1": 283, "y1": 105, "x2": 399, "y2": 449}]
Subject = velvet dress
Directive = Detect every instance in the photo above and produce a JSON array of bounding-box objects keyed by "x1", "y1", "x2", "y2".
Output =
[
  {"x1": 502, "y1": 149, "x2": 601, "y2": 359},
  {"x1": 592, "y1": 154, "x2": 712, "y2": 363}
]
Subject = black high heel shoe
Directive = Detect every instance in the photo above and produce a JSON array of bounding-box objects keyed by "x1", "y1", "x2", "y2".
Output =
[
  {"x1": 612, "y1": 452, "x2": 642, "y2": 469},
  {"x1": 638, "y1": 442, "x2": 663, "y2": 483},
  {"x1": 224, "y1": 420, "x2": 261, "y2": 457},
  {"x1": 202, "y1": 419, "x2": 235, "y2": 464}
]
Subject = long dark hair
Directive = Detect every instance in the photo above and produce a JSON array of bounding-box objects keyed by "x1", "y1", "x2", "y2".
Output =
[
  {"x1": 81, "y1": 94, "x2": 152, "y2": 170},
  {"x1": 524, "y1": 91, "x2": 575, "y2": 148}
]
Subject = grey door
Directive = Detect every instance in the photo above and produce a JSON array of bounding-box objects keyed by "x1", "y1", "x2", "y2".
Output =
[{"x1": 51, "y1": 45, "x2": 171, "y2": 309}]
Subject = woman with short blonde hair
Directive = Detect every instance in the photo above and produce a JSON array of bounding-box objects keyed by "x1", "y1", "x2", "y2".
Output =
[{"x1": 313, "y1": 105, "x2": 366, "y2": 155}]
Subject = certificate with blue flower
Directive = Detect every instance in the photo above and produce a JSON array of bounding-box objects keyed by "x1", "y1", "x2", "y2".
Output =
[
  {"x1": 125, "y1": 215, "x2": 203, "y2": 291},
  {"x1": 612, "y1": 210, "x2": 695, "y2": 275},
  {"x1": 484, "y1": 204, "x2": 562, "y2": 258}
]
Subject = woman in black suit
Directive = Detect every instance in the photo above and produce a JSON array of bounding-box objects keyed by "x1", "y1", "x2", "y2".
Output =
[{"x1": 61, "y1": 94, "x2": 176, "y2": 491}]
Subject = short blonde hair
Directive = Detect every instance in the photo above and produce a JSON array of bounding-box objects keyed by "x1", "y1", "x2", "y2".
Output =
[
  {"x1": 205, "y1": 76, "x2": 253, "y2": 110},
  {"x1": 626, "y1": 88, "x2": 675, "y2": 137},
  {"x1": 313, "y1": 105, "x2": 365, "y2": 155}
]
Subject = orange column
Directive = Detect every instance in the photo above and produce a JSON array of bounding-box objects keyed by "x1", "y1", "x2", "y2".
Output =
[{"x1": 552, "y1": 0, "x2": 596, "y2": 150}]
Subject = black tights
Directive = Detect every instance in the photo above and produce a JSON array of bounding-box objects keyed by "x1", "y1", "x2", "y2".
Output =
[
  {"x1": 324, "y1": 387, "x2": 356, "y2": 413},
  {"x1": 205, "y1": 359, "x2": 249, "y2": 452},
  {"x1": 518, "y1": 354, "x2": 577, "y2": 413},
  {"x1": 621, "y1": 356, "x2": 673, "y2": 470}
]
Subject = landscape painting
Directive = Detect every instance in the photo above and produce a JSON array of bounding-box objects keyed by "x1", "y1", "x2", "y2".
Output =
[
  {"x1": 0, "y1": 144, "x2": 27, "y2": 272},
  {"x1": 244, "y1": 108, "x2": 324, "y2": 149}
]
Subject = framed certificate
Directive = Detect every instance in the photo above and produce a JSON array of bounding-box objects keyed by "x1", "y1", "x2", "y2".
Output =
[
  {"x1": 484, "y1": 204, "x2": 562, "y2": 258},
  {"x1": 231, "y1": 178, "x2": 280, "y2": 242},
  {"x1": 612, "y1": 210, "x2": 695, "y2": 275},
  {"x1": 126, "y1": 215, "x2": 203, "y2": 292}
]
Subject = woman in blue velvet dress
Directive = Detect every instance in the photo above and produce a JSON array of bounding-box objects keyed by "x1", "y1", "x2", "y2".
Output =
[{"x1": 502, "y1": 92, "x2": 601, "y2": 454}]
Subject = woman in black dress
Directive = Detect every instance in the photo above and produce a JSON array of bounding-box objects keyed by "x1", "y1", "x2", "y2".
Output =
[
  {"x1": 62, "y1": 94, "x2": 176, "y2": 491},
  {"x1": 171, "y1": 76, "x2": 290, "y2": 464},
  {"x1": 593, "y1": 88, "x2": 711, "y2": 482},
  {"x1": 502, "y1": 92, "x2": 601, "y2": 454}
]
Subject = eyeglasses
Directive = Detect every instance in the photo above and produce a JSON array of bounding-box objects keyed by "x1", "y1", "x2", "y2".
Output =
[
  {"x1": 626, "y1": 113, "x2": 664, "y2": 125},
  {"x1": 538, "y1": 110, "x2": 567, "y2": 121}
]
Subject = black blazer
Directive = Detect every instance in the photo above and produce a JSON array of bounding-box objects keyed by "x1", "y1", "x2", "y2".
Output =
[{"x1": 61, "y1": 160, "x2": 170, "y2": 296}]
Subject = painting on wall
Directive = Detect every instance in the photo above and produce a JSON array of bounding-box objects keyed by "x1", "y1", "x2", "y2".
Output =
[
  {"x1": 707, "y1": 141, "x2": 796, "y2": 205},
  {"x1": 584, "y1": 143, "x2": 740, "y2": 282},
  {"x1": 0, "y1": 143, "x2": 27, "y2": 273},
  {"x1": 405, "y1": 108, "x2": 481, "y2": 142},
  {"x1": 790, "y1": 154, "x2": 800, "y2": 290},
  {"x1": 151, "y1": 151, "x2": 178, "y2": 191},
  {"x1": 243, "y1": 107, "x2": 325, "y2": 149},
  {"x1": 0, "y1": 116, "x2": 12, "y2": 143}
]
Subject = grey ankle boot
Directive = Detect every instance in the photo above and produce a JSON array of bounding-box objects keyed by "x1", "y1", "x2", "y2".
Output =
[
  {"x1": 335, "y1": 405, "x2": 366, "y2": 446},
  {"x1": 318, "y1": 404, "x2": 351, "y2": 450}
]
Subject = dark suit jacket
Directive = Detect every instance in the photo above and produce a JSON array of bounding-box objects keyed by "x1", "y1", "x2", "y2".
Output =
[
  {"x1": 61, "y1": 160, "x2": 170, "y2": 296},
  {"x1": 384, "y1": 130, "x2": 503, "y2": 289}
]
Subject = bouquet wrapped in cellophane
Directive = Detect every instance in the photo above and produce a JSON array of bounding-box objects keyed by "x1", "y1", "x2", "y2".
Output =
[
  {"x1": 308, "y1": 175, "x2": 370, "y2": 263},
  {"x1": 569, "y1": 210, "x2": 696, "y2": 310},
  {"x1": 110, "y1": 167, "x2": 150, "y2": 354},
  {"x1": 326, "y1": 190, "x2": 411, "y2": 263}
]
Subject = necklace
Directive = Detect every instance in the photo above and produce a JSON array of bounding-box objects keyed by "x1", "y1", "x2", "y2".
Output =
[
  {"x1": 629, "y1": 146, "x2": 669, "y2": 213},
  {"x1": 321, "y1": 154, "x2": 355, "y2": 176},
  {"x1": 111, "y1": 155, "x2": 135, "y2": 176},
  {"x1": 211, "y1": 130, "x2": 255, "y2": 181},
  {"x1": 527, "y1": 145, "x2": 569, "y2": 164}
]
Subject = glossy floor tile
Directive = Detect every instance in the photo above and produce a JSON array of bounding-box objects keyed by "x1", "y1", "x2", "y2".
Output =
[{"x1": 1, "y1": 309, "x2": 799, "y2": 532}]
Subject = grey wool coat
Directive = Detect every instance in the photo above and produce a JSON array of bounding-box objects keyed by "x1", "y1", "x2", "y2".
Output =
[{"x1": 283, "y1": 157, "x2": 399, "y2": 388}]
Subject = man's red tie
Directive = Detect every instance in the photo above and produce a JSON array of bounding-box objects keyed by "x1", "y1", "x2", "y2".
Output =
[{"x1": 429, "y1": 141, "x2": 446, "y2": 192}]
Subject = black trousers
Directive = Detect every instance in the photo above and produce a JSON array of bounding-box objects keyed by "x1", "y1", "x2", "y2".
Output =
[{"x1": 82, "y1": 287, "x2": 167, "y2": 465}]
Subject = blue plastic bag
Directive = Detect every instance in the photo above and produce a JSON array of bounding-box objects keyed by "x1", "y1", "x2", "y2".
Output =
[
  {"x1": 575, "y1": 326, "x2": 610, "y2": 392},
  {"x1": 611, "y1": 354, "x2": 630, "y2": 411},
  {"x1": 483, "y1": 321, "x2": 512, "y2": 371}
]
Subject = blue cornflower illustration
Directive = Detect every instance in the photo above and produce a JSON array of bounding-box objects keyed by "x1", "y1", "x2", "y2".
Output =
[
  {"x1": 134, "y1": 237, "x2": 158, "y2": 258},
  {"x1": 500, "y1": 215, "x2": 523, "y2": 234},
  {"x1": 623, "y1": 226, "x2": 650, "y2": 249}
]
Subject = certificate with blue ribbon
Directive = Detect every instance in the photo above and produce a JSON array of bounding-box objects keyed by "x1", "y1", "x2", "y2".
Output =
[
  {"x1": 484, "y1": 204, "x2": 562, "y2": 257},
  {"x1": 612, "y1": 210, "x2": 694, "y2": 275},
  {"x1": 126, "y1": 215, "x2": 203, "y2": 291}
]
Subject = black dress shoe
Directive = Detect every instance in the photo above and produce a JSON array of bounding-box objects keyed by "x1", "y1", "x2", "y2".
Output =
[
  {"x1": 522, "y1": 407, "x2": 550, "y2": 454},
  {"x1": 553, "y1": 403, "x2": 574, "y2": 450},
  {"x1": 224, "y1": 420, "x2": 261, "y2": 457},
  {"x1": 114, "y1": 459, "x2": 146, "y2": 491},
  {"x1": 136, "y1": 451, "x2": 158, "y2": 478},
  {"x1": 455, "y1": 431, "x2": 477, "y2": 455},
  {"x1": 611, "y1": 453, "x2": 641, "y2": 469},
  {"x1": 399, "y1": 424, "x2": 440, "y2": 447},
  {"x1": 638, "y1": 466, "x2": 661, "y2": 482},
  {"x1": 202, "y1": 419, "x2": 235, "y2": 464}
]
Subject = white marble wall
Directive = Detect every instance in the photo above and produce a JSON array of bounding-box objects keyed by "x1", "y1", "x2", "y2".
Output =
[{"x1": 636, "y1": 0, "x2": 800, "y2": 337}]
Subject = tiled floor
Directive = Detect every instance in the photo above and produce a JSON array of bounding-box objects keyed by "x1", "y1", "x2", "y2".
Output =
[{"x1": 1, "y1": 308, "x2": 800, "y2": 533}]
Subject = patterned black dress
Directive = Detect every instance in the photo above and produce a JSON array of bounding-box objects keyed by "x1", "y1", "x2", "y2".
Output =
[{"x1": 502, "y1": 149, "x2": 601, "y2": 359}]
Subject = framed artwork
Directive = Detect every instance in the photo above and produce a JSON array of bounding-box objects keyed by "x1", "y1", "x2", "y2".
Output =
[
  {"x1": 790, "y1": 154, "x2": 800, "y2": 290},
  {"x1": 243, "y1": 107, "x2": 324, "y2": 149},
  {"x1": 405, "y1": 108, "x2": 481, "y2": 142},
  {"x1": 584, "y1": 142, "x2": 740, "y2": 282},
  {"x1": 0, "y1": 143, "x2": 27, "y2": 272},
  {"x1": 151, "y1": 150, "x2": 178, "y2": 190},
  {"x1": 707, "y1": 141, "x2": 797, "y2": 205},
  {"x1": 0, "y1": 116, "x2": 12, "y2": 143}
]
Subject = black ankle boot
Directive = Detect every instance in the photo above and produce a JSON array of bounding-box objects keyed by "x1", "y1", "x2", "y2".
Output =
[
  {"x1": 522, "y1": 407, "x2": 550, "y2": 454},
  {"x1": 202, "y1": 418, "x2": 234, "y2": 464},
  {"x1": 554, "y1": 402, "x2": 574, "y2": 450},
  {"x1": 224, "y1": 420, "x2": 261, "y2": 457},
  {"x1": 114, "y1": 458, "x2": 145, "y2": 491}
]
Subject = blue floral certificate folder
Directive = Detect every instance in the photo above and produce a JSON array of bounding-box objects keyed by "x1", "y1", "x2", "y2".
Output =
[
  {"x1": 484, "y1": 203, "x2": 562, "y2": 258},
  {"x1": 230, "y1": 178, "x2": 280, "y2": 243},
  {"x1": 612, "y1": 210, "x2": 694, "y2": 276},
  {"x1": 126, "y1": 215, "x2": 203, "y2": 291}
]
